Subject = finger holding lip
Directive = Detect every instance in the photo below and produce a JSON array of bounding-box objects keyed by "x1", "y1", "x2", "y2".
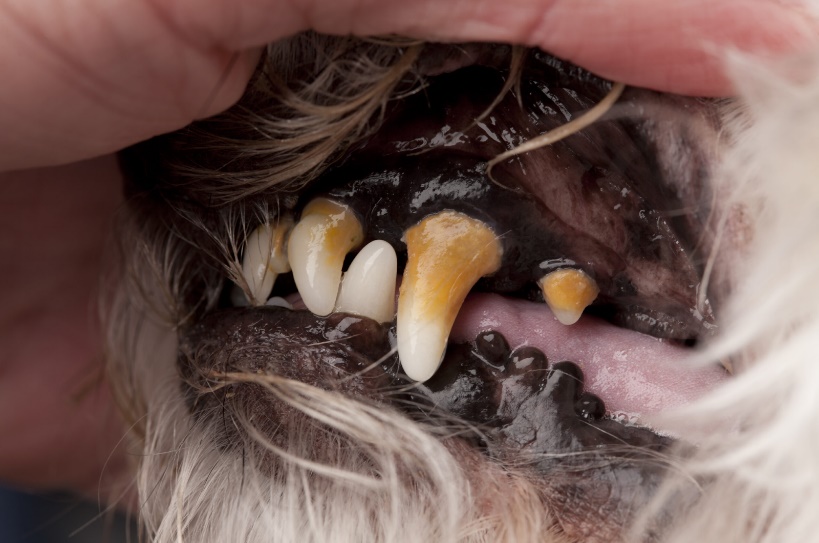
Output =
[{"x1": 0, "y1": 0, "x2": 816, "y2": 170}]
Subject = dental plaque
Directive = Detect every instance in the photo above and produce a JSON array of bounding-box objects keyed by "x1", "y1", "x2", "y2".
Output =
[
  {"x1": 287, "y1": 198, "x2": 364, "y2": 316},
  {"x1": 397, "y1": 211, "x2": 502, "y2": 381},
  {"x1": 539, "y1": 268, "x2": 600, "y2": 326}
]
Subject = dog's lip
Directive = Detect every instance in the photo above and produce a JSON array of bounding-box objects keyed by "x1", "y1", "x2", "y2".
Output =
[
  {"x1": 285, "y1": 286, "x2": 727, "y2": 418},
  {"x1": 451, "y1": 291, "x2": 728, "y2": 417}
]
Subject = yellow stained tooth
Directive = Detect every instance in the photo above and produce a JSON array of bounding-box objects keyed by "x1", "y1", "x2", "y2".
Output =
[
  {"x1": 539, "y1": 268, "x2": 599, "y2": 325},
  {"x1": 398, "y1": 211, "x2": 502, "y2": 381},
  {"x1": 288, "y1": 198, "x2": 364, "y2": 316},
  {"x1": 241, "y1": 216, "x2": 294, "y2": 306}
]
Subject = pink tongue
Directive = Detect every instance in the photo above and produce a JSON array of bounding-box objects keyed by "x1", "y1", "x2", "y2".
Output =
[{"x1": 451, "y1": 292, "x2": 727, "y2": 417}]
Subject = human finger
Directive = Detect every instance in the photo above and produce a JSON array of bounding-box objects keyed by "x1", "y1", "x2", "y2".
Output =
[{"x1": 0, "y1": 0, "x2": 815, "y2": 170}]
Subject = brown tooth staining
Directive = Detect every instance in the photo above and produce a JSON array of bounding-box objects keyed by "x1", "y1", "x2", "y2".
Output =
[
  {"x1": 539, "y1": 268, "x2": 599, "y2": 325},
  {"x1": 288, "y1": 198, "x2": 364, "y2": 316},
  {"x1": 398, "y1": 211, "x2": 502, "y2": 381}
]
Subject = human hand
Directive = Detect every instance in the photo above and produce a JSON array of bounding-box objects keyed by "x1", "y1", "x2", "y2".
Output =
[
  {"x1": 0, "y1": 0, "x2": 814, "y2": 171},
  {"x1": 0, "y1": 0, "x2": 815, "y2": 502}
]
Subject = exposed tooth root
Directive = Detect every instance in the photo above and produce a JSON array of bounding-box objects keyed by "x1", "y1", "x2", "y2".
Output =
[
  {"x1": 288, "y1": 198, "x2": 364, "y2": 316},
  {"x1": 335, "y1": 240, "x2": 397, "y2": 323},
  {"x1": 398, "y1": 211, "x2": 502, "y2": 381},
  {"x1": 241, "y1": 217, "x2": 294, "y2": 306},
  {"x1": 539, "y1": 268, "x2": 599, "y2": 325}
]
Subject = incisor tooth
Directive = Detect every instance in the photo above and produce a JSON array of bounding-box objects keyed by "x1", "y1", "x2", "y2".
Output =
[
  {"x1": 335, "y1": 240, "x2": 397, "y2": 323},
  {"x1": 288, "y1": 198, "x2": 364, "y2": 316},
  {"x1": 539, "y1": 268, "x2": 599, "y2": 325},
  {"x1": 241, "y1": 217, "x2": 294, "y2": 306},
  {"x1": 265, "y1": 296, "x2": 294, "y2": 309},
  {"x1": 398, "y1": 211, "x2": 502, "y2": 381}
]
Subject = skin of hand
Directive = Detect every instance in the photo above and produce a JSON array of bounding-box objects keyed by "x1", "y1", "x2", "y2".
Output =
[{"x1": 0, "y1": 0, "x2": 815, "y2": 504}]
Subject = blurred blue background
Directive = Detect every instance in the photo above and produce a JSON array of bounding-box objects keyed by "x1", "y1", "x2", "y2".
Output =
[{"x1": 0, "y1": 487, "x2": 135, "y2": 543}]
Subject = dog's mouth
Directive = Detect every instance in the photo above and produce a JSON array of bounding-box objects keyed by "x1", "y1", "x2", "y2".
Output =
[
  {"x1": 121, "y1": 40, "x2": 731, "y2": 540},
  {"x1": 220, "y1": 46, "x2": 727, "y2": 416}
]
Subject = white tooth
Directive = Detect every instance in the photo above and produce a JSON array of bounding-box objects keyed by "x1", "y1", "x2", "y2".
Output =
[
  {"x1": 265, "y1": 296, "x2": 293, "y2": 309},
  {"x1": 335, "y1": 240, "x2": 397, "y2": 323},
  {"x1": 288, "y1": 198, "x2": 364, "y2": 316},
  {"x1": 398, "y1": 211, "x2": 502, "y2": 381},
  {"x1": 241, "y1": 217, "x2": 294, "y2": 306},
  {"x1": 538, "y1": 268, "x2": 599, "y2": 325}
]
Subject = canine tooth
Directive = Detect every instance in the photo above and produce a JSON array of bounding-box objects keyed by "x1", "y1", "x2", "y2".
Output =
[
  {"x1": 398, "y1": 211, "x2": 502, "y2": 381},
  {"x1": 288, "y1": 198, "x2": 364, "y2": 316},
  {"x1": 539, "y1": 268, "x2": 599, "y2": 325},
  {"x1": 241, "y1": 217, "x2": 294, "y2": 306},
  {"x1": 335, "y1": 240, "x2": 397, "y2": 323}
]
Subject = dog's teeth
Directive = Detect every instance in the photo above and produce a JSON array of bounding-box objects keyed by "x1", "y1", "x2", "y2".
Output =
[
  {"x1": 335, "y1": 240, "x2": 397, "y2": 323},
  {"x1": 539, "y1": 268, "x2": 599, "y2": 325},
  {"x1": 265, "y1": 296, "x2": 294, "y2": 309},
  {"x1": 288, "y1": 198, "x2": 364, "y2": 316},
  {"x1": 241, "y1": 217, "x2": 294, "y2": 306},
  {"x1": 397, "y1": 211, "x2": 502, "y2": 381}
]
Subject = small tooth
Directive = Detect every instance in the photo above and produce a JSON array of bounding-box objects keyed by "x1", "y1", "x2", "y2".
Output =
[
  {"x1": 241, "y1": 217, "x2": 294, "y2": 306},
  {"x1": 335, "y1": 240, "x2": 397, "y2": 323},
  {"x1": 288, "y1": 198, "x2": 364, "y2": 316},
  {"x1": 539, "y1": 268, "x2": 599, "y2": 325},
  {"x1": 265, "y1": 296, "x2": 293, "y2": 309},
  {"x1": 398, "y1": 211, "x2": 502, "y2": 381}
]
